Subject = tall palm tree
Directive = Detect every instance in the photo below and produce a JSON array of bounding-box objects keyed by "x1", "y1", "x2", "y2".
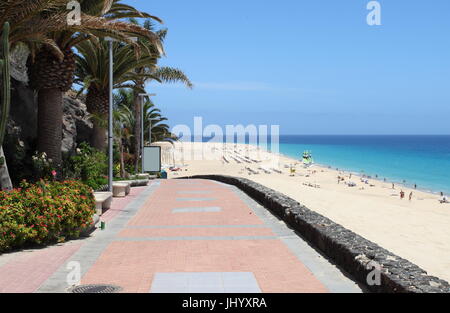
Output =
[
  {"x1": 130, "y1": 19, "x2": 193, "y2": 172},
  {"x1": 75, "y1": 23, "x2": 192, "y2": 152},
  {"x1": 114, "y1": 88, "x2": 175, "y2": 171},
  {"x1": 75, "y1": 37, "x2": 161, "y2": 150},
  {"x1": 113, "y1": 102, "x2": 134, "y2": 178},
  {"x1": 142, "y1": 100, "x2": 176, "y2": 144},
  {"x1": 27, "y1": 0, "x2": 162, "y2": 166}
]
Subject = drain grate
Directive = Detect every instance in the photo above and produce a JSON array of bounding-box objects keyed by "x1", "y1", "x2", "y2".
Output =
[{"x1": 69, "y1": 284, "x2": 122, "y2": 293}]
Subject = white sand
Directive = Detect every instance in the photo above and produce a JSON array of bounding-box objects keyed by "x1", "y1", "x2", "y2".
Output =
[{"x1": 157, "y1": 141, "x2": 450, "y2": 283}]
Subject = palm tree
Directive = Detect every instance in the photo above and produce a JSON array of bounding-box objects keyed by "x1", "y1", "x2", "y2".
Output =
[
  {"x1": 0, "y1": 0, "x2": 71, "y2": 51},
  {"x1": 113, "y1": 102, "x2": 134, "y2": 178},
  {"x1": 27, "y1": 0, "x2": 163, "y2": 166},
  {"x1": 114, "y1": 89, "x2": 175, "y2": 172},
  {"x1": 75, "y1": 37, "x2": 161, "y2": 150},
  {"x1": 142, "y1": 100, "x2": 176, "y2": 144},
  {"x1": 129, "y1": 19, "x2": 193, "y2": 172},
  {"x1": 75, "y1": 22, "x2": 193, "y2": 152}
]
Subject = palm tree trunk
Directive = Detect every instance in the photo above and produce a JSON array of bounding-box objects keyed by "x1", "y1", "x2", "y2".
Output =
[
  {"x1": 37, "y1": 88, "x2": 62, "y2": 166},
  {"x1": 0, "y1": 146, "x2": 12, "y2": 191},
  {"x1": 91, "y1": 117, "x2": 107, "y2": 151}
]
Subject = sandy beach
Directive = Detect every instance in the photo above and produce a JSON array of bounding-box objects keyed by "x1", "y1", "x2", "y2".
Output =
[{"x1": 156, "y1": 141, "x2": 450, "y2": 283}]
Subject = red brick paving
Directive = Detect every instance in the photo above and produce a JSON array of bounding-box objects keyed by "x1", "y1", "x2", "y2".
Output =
[
  {"x1": 102, "y1": 186, "x2": 148, "y2": 222},
  {"x1": 81, "y1": 180, "x2": 328, "y2": 293},
  {"x1": 0, "y1": 180, "x2": 329, "y2": 293},
  {"x1": 81, "y1": 240, "x2": 327, "y2": 293},
  {"x1": 127, "y1": 181, "x2": 263, "y2": 227},
  {"x1": 0, "y1": 242, "x2": 82, "y2": 293}
]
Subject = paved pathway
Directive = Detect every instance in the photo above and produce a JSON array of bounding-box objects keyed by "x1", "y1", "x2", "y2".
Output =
[{"x1": 0, "y1": 180, "x2": 362, "y2": 293}]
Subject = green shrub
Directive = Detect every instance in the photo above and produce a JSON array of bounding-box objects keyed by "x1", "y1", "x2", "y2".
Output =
[
  {"x1": 63, "y1": 143, "x2": 108, "y2": 191},
  {"x1": 31, "y1": 152, "x2": 56, "y2": 181},
  {"x1": 0, "y1": 180, "x2": 96, "y2": 252}
]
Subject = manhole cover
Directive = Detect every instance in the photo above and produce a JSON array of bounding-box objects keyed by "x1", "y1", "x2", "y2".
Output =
[{"x1": 68, "y1": 284, "x2": 122, "y2": 293}]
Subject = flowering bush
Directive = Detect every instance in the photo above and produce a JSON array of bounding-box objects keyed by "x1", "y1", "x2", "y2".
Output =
[{"x1": 0, "y1": 180, "x2": 96, "y2": 252}]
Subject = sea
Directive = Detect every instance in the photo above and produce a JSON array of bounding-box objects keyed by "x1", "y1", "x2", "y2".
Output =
[{"x1": 197, "y1": 135, "x2": 450, "y2": 195}]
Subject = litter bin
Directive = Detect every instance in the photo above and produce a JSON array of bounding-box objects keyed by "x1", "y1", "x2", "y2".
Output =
[{"x1": 160, "y1": 170, "x2": 168, "y2": 179}]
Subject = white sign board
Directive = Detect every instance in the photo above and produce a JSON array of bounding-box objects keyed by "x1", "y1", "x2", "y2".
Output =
[{"x1": 143, "y1": 146, "x2": 161, "y2": 172}]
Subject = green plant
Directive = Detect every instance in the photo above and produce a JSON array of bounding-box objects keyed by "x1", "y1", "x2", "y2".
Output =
[
  {"x1": 31, "y1": 152, "x2": 56, "y2": 181},
  {"x1": 0, "y1": 180, "x2": 96, "y2": 252},
  {"x1": 63, "y1": 143, "x2": 108, "y2": 191}
]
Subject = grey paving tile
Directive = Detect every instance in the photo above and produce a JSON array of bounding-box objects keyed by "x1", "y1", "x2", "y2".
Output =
[
  {"x1": 177, "y1": 191, "x2": 213, "y2": 195},
  {"x1": 188, "y1": 272, "x2": 222, "y2": 280},
  {"x1": 224, "y1": 285, "x2": 262, "y2": 293},
  {"x1": 150, "y1": 273, "x2": 189, "y2": 293},
  {"x1": 222, "y1": 272, "x2": 257, "y2": 285},
  {"x1": 221, "y1": 272, "x2": 261, "y2": 293},
  {"x1": 176, "y1": 197, "x2": 216, "y2": 202},
  {"x1": 150, "y1": 272, "x2": 263, "y2": 294},
  {"x1": 172, "y1": 207, "x2": 222, "y2": 213},
  {"x1": 188, "y1": 285, "x2": 225, "y2": 293},
  {"x1": 151, "y1": 285, "x2": 189, "y2": 293}
]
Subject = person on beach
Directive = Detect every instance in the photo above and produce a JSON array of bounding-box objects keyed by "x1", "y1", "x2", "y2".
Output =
[
  {"x1": 400, "y1": 190, "x2": 405, "y2": 199},
  {"x1": 392, "y1": 183, "x2": 395, "y2": 189},
  {"x1": 409, "y1": 192, "x2": 413, "y2": 201}
]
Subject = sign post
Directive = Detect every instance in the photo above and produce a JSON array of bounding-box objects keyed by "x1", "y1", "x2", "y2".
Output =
[{"x1": 143, "y1": 146, "x2": 162, "y2": 173}]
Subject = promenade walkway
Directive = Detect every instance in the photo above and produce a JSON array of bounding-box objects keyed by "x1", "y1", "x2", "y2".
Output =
[{"x1": 0, "y1": 179, "x2": 361, "y2": 293}]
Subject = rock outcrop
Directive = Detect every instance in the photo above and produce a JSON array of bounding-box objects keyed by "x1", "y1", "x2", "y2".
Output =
[
  {"x1": 62, "y1": 91, "x2": 92, "y2": 153},
  {"x1": 7, "y1": 81, "x2": 93, "y2": 155}
]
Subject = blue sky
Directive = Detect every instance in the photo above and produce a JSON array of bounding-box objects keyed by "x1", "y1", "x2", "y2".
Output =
[{"x1": 126, "y1": 0, "x2": 450, "y2": 135}]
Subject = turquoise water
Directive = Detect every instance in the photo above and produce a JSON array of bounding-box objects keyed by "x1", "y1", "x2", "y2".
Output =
[{"x1": 275, "y1": 135, "x2": 450, "y2": 194}]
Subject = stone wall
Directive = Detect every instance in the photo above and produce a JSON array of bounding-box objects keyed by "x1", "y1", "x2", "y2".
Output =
[{"x1": 180, "y1": 175, "x2": 450, "y2": 293}]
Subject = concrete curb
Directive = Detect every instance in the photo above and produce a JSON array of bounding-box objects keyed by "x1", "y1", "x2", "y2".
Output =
[{"x1": 179, "y1": 175, "x2": 450, "y2": 293}]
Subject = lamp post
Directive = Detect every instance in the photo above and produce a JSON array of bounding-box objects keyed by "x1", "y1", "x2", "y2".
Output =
[
  {"x1": 147, "y1": 118, "x2": 159, "y2": 146},
  {"x1": 105, "y1": 36, "x2": 137, "y2": 192},
  {"x1": 105, "y1": 37, "x2": 114, "y2": 192},
  {"x1": 138, "y1": 93, "x2": 156, "y2": 173}
]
